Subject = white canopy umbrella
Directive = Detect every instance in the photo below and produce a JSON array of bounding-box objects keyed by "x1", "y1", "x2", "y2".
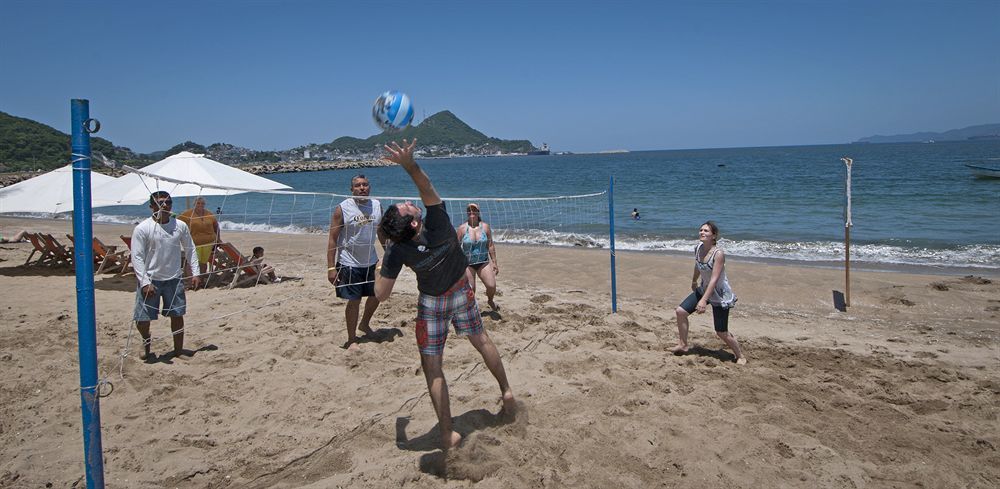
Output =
[
  {"x1": 0, "y1": 164, "x2": 117, "y2": 214},
  {"x1": 91, "y1": 151, "x2": 291, "y2": 206}
]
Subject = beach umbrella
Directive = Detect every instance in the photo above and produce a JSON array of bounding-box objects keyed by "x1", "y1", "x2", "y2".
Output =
[
  {"x1": 0, "y1": 164, "x2": 117, "y2": 214},
  {"x1": 91, "y1": 151, "x2": 291, "y2": 206}
]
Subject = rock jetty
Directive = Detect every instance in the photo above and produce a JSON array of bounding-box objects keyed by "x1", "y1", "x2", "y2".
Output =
[{"x1": 241, "y1": 159, "x2": 393, "y2": 175}]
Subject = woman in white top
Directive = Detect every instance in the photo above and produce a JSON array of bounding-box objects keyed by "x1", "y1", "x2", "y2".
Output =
[{"x1": 671, "y1": 221, "x2": 746, "y2": 365}]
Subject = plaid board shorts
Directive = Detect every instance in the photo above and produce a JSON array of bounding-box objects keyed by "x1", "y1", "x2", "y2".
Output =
[{"x1": 415, "y1": 278, "x2": 484, "y2": 356}]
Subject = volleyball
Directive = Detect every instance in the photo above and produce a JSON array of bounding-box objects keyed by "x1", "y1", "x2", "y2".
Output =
[{"x1": 372, "y1": 90, "x2": 414, "y2": 132}]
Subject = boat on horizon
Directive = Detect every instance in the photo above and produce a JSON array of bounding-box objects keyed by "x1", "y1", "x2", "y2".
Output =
[
  {"x1": 965, "y1": 162, "x2": 1000, "y2": 179},
  {"x1": 527, "y1": 143, "x2": 550, "y2": 155}
]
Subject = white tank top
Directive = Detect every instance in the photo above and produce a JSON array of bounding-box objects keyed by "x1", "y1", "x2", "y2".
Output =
[
  {"x1": 337, "y1": 198, "x2": 382, "y2": 267},
  {"x1": 695, "y1": 242, "x2": 738, "y2": 308}
]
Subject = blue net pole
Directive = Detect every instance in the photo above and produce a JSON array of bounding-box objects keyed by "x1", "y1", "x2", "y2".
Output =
[
  {"x1": 71, "y1": 99, "x2": 106, "y2": 488},
  {"x1": 608, "y1": 176, "x2": 617, "y2": 313}
]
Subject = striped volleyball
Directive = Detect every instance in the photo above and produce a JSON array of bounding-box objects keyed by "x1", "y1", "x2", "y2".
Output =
[{"x1": 372, "y1": 90, "x2": 414, "y2": 132}]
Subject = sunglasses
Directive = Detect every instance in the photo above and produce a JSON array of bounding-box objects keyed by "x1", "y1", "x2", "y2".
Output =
[{"x1": 154, "y1": 199, "x2": 173, "y2": 205}]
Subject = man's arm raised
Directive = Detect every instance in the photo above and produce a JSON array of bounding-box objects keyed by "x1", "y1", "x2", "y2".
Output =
[{"x1": 383, "y1": 139, "x2": 441, "y2": 206}]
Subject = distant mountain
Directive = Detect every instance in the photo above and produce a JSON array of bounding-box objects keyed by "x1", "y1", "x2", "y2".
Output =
[
  {"x1": 309, "y1": 111, "x2": 535, "y2": 157},
  {"x1": 0, "y1": 109, "x2": 540, "y2": 173},
  {"x1": 855, "y1": 123, "x2": 1000, "y2": 143}
]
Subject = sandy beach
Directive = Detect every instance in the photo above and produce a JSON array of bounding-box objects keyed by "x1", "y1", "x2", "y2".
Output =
[{"x1": 1, "y1": 215, "x2": 998, "y2": 488}]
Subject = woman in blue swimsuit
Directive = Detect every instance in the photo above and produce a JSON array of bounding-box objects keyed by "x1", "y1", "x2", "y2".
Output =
[{"x1": 456, "y1": 203, "x2": 499, "y2": 310}]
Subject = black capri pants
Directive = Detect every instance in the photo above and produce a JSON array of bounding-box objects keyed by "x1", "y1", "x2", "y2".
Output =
[{"x1": 679, "y1": 288, "x2": 730, "y2": 333}]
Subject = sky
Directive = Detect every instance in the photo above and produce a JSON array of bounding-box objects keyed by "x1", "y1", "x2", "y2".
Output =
[{"x1": 1, "y1": 0, "x2": 998, "y2": 154}]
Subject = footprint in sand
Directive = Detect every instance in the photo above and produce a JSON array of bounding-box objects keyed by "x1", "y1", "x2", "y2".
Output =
[
  {"x1": 530, "y1": 294, "x2": 553, "y2": 304},
  {"x1": 886, "y1": 295, "x2": 916, "y2": 306}
]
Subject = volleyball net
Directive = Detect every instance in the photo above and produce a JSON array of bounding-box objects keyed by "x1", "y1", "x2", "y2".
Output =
[{"x1": 89, "y1": 151, "x2": 613, "y2": 370}]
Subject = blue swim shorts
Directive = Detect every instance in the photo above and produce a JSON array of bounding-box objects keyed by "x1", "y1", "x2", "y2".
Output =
[
  {"x1": 335, "y1": 264, "x2": 377, "y2": 300},
  {"x1": 134, "y1": 278, "x2": 187, "y2": 321}
]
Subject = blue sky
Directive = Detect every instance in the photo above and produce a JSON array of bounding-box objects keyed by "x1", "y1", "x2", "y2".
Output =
[{"x1": 2, "y1": 0, "x2": 997, "y2": 153}]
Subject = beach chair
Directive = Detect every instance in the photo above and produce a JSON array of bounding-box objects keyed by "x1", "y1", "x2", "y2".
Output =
[
  {"x1": 214, "y1": 242, "x2": 273, "y2": 289},
  {"x1": 39, "y1": 233, "x2": 74, "y2": 267},
  {"x1": 95, "y1": 237, "x2": 130, "y2": 274},
  {"x1": 23, "y1": 232, "x2": 59, "y2": 267},
  {"x1": 119, "y1": 235, "x2": 135, "y2": 275},
  {"x1": 67, "y1": 234, "x2": 130, "y2": 274}
]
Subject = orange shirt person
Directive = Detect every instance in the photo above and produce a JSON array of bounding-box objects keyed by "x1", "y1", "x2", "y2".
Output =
[{"x1": 177, "y1": 196, "x2": 221, "y2": 277}]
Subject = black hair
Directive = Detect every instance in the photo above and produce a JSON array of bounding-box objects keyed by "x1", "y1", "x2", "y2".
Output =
[
  {"x1": 252, "y1": 246, "x2": 264, "y2": 255},
  {"x1": 149, "y1": 191, "x2": 171, "y2": 206},
  {"x1": 379, "y1": 205, "x2": 416, "y2": 242}
]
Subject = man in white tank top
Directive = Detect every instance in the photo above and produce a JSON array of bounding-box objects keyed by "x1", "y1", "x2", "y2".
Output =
[{"x1": 327, "y1": 175, "x2": 386, "y2": 349}]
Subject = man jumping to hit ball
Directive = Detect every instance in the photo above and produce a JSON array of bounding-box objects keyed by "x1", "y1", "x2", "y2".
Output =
[{"x1": 375, "y1": 138, "x2": 516, "y2": 450}]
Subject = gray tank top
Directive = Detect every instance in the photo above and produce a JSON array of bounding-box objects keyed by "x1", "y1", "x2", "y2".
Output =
[
  {"x1": 337, "y1": 198, "x2": 382, "y2": 267},
  {"x1": 695, "y1": 242, "x2": 737, "y2": 308}
]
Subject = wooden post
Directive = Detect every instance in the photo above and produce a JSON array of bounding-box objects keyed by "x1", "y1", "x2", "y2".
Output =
[
  {"x1": 845, "y1": 225, "x2": 851, "y2": 307},
  {"x1": 841, "y1": 157, "x2": 853, "y2": 307}
]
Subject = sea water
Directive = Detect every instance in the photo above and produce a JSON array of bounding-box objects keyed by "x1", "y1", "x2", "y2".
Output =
[{"x1": 89, "y1": 140, "x2": 999, "y2": 270}]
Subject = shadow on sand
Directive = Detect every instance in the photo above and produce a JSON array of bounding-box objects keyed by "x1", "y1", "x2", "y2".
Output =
[
  {"x1": 341, "y1": 327, "x2": 404, "y2": 349},
  {"x1": 143, "y1": 344, "x2": 219, "y2": 365},
  {"x1": 676, "y1": 345, "x2": 738, "y2": 363}
]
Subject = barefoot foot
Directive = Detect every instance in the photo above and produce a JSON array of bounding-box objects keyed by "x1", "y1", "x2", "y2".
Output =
[
  {"x1": 670, "y1": 344, "x2": 689, "y2": 355},
  {"x1": 442, "y1": 430, "x2": 463, "y2": 450},
  {"x1": 735, "y1": 357, "x2": 748, "y2": 365},
  {"x1": 488, "y1": 299, "x2": 499, "y2": 311},
  {"x1": 501, "y1": 391, "x2": 516, "y2": 418}
]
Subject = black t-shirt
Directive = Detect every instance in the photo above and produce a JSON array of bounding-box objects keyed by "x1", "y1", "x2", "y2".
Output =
[{"x1": 380, "y1": 202, "x2": 468, "y2": 296}]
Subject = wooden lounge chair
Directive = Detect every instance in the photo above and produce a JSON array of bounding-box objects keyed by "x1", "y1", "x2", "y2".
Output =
[
  {"x1": 23, "y1": 232, "x2": 59, "y2": 267},
  {"x1": 39, "y1": 233, "x2": 74, "y2": 267},
  {"x1": 213, "y1": 242, "x2": 273, "y2": 289},
  {"x1": 67, "y1": 234, "x2": 130, "y2": 274},
  {"x1": 119, "y1": 235, "x2": 134, "y2": 275},
  {"x1": 95, "y1": 237, "x2": 130, "y2": 274}
]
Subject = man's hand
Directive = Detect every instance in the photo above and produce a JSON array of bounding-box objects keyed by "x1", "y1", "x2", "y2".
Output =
[
  {"x1": 492, "y1": 263, "x2": 500, "y2": 276},
  {"x1": 142, "y1": 284, "x2": 157, "y2": 297},
  {"x1": 383, "y1": 139, "x2": 418, "y2": 167},
  {"x1": 328, "y1": 267, "x2": 339, "y2": 286},
  {"x1": 695, "y1": 300, "x2": 707, "y2": 314},
  {"x1": 190, "y1": 276, "x2": 202, "y2": 290}
]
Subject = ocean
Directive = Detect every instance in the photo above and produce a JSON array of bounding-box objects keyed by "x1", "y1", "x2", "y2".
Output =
[{"x1": 86, "y1": 140, "x2": 999, "y2": 271}]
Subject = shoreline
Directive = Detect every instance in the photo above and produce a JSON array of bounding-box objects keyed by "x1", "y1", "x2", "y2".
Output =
[{"x1": 1, "y1": 215, "x2": 997, "y2": 278}]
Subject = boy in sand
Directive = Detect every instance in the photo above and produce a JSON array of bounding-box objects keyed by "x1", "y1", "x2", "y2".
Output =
[
  {"x1": 251, "y1": 246, "x2": 279, "y2": 283},
  {"x1": 376, "y1": 139, "x2": 516, "y2": 450}
]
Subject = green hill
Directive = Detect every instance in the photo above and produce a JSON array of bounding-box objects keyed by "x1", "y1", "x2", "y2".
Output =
[
  {"x1": 317, "y1": 111, "x2": 535, "y2": 156},
  {"x1": 0, "y1": 110, "x2": 138, "y2": 172}
]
